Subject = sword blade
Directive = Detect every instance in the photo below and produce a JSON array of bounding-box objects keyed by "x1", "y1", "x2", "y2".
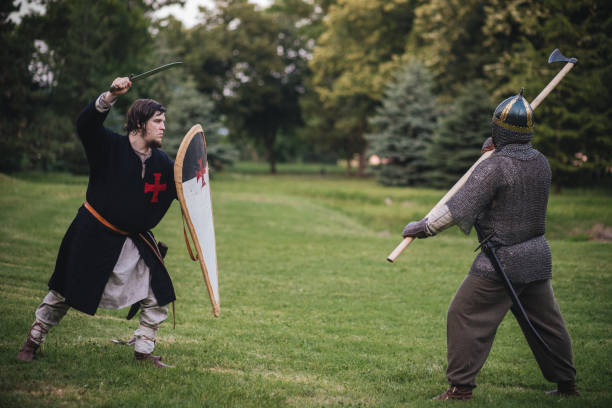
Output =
[{"x1": 130, "y1": 61, "x2": 183, "y2": 82}]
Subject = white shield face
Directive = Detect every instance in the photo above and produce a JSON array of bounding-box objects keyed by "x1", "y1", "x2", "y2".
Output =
[{"x1": 174, "y1": 125, "x2": 219, "y2": 316}]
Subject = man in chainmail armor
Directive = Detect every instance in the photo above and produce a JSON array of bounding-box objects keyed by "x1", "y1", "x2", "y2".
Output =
[{"x1": 402, "y1": 89, "x2": 578, "y2": 400}]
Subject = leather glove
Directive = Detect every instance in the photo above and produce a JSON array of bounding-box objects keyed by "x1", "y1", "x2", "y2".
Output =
[
  {"x1": 402, "y1": 218, "x2": 430, "y2": 238},
  {"x1": 481, "y1": 137, "x2": 495, "y2": 153}
]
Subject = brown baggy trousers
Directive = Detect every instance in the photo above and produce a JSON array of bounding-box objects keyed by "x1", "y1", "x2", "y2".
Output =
[{"x1": 446, "y1": 274, "x2": 576, "y2": 387}]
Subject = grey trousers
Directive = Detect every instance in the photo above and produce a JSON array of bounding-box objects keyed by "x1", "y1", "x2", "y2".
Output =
[
  {"x1": 31, "y1": 288, "x2": 167, "y2": 354},
  {"x1": 446, "y1": 274, "x2": 576, "y2": 387}
]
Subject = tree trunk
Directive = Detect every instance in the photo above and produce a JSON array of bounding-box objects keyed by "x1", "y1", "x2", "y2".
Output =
[
  {"x1": 345, "y1": 156, "x2": 352, "y2": 176},
  {"x1": 265, "y1": 131, "x2": 277, "y2": 174},
  {"x1": 354, "y1": 119, "x2": 368, "y2": 177},
  {"x1": 356, "y1": 150, "x2": 367, "y2": 178},
  {"x1": 269, "y1": 153, "x2": 277, "y2": 174}
]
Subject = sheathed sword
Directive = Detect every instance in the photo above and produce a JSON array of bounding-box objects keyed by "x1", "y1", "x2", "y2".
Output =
[{"x1": 109, "y1": 61, "x2": 183, "y2": 92}]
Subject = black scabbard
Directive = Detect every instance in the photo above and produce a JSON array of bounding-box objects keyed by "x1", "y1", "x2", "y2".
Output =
[
  {"x1": 126, "y1": 303, "x2": 140, "y2": 320},
  {"x1": 474, "y1": 225, "x2": 571, "y2": 369}
]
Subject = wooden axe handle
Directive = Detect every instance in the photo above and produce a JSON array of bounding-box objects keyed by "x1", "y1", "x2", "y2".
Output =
[
  {"x1": 387, "y1": 237, "x2": 413, "y2": 262},
  {"x1": 386, "y1": 151, "x2": 493, "y2": 263},
  {"x1": 387, "y1": 59, "x2": 576, "y2": 263},
  {"x1": 530, "y1": 61, "x2": 576, "y2": 109}
]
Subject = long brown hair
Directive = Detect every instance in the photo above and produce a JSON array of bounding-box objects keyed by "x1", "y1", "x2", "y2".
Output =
[{"x1": 125, "y1": 99, "x2": 166, "y2": 134}]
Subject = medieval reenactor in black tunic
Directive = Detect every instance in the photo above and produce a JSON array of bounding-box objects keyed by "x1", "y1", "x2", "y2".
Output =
[
  {"x1": 401, "y1": 90, "x2": 578, "y2": 399},
  {"x1": 17, "y1": 77, "x2": 176, "y2": 368}
]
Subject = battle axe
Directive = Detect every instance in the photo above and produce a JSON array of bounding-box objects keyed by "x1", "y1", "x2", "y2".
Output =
[
  {"x1": 387, "y1": 48, "x2": 577, "y2": 263},
  {"x1": 109, "y1": 61, "x2": 183, "y2": 92}
]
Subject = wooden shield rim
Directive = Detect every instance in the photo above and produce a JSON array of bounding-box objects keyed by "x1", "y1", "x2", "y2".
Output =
[{"x1": 174, "y1": 124, "x2": 220, "y2": 317}]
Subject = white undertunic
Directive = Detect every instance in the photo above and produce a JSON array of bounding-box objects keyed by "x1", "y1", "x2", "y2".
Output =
[{"x1": 98, "y1": 237, "x2": 151, "y2": 309}]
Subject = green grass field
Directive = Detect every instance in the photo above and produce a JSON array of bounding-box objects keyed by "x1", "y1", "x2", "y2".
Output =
[{"x1": 1, "y1": 168, "x2": 611, "y2": 407}]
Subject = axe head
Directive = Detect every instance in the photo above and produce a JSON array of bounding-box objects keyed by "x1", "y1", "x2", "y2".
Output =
[{"x1": 548, "y1": 48, "x2": 577, "y2": 64}]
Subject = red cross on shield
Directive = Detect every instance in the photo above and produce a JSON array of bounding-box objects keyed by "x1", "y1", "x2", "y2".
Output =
[{"x1": 195, "y1": 158, "x2": 207, "y2": 188}]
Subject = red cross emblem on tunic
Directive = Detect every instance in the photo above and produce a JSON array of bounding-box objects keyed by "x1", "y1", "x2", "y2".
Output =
[
  {"x1": 195, "y1": 158, "x2": 207, "y2": 188},
  {"x1": 144, "y1": 172, "x2": 167, "y2": 203}
]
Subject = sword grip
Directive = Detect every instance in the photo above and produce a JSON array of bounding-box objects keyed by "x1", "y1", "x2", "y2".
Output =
[
  {"x1": 108, "y1": 74, "x2": 134, "y2": 94},
  {"x1": 109, "y1": 84, "x2": 129, "y2": 93}
]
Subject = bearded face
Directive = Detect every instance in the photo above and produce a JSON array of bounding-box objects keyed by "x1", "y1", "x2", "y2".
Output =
[{"x1": 141, "y1": 111, "x2": 166, "y2": 149}]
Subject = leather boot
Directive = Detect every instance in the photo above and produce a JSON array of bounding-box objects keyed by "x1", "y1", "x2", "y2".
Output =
[
  {"x1": 134, "y1": 351, "x2": 174, "y2": 368},
  {"x1": 16, "y1": 321, "x2": 47, "y2": 362},
  {"x1": 17, "y1": 337, "x2": 39, "y2": 362},
  {"x1": 546, "y1": 380, "x2": 579, "y2": 397},
  {"x1": 433, "y1": 385, "x2": 473, "y2": 401}
]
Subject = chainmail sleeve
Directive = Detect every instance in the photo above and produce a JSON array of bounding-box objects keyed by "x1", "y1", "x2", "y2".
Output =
[{"x1": 446, "y1": 158, "x2": 502, "y2": 235}]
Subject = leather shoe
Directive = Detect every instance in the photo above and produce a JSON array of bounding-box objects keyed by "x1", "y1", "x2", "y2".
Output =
[
  {"x1": 134, "y1": 351, "x2": 174, "y2": 368},
  {"x1": 546, "y1": 381, "x2": 579, "y2": 397},
  {"x1": 433, "y1": 385, "x2": 473, "y2": 401},
  {"x1": 17, "y1": 338, "x2": 39, "y2": 362}
]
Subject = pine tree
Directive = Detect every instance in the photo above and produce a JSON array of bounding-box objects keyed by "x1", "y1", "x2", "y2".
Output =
[
  {"x1": 0, "y1": 1, "x2": 36, "y2": 171},
  {"x1": 406, "y1": 0, "x2": 612, "y2": 187},
  {"x1": 426, "y1": 81, "x2": 493, "y2": 188},
  {"x1": 366, "y1": 62, "x2": 437, "y2": 186},
  {"x1": 12, "y1": 0, "x2": 161, "y2": 172},
  {"x1": 164, "y1": 78, "x2": 238, "y2": 172}
]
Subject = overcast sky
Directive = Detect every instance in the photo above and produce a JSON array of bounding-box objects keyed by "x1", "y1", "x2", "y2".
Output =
[
  {"x1": 156, "y1": 0, "x2": 273, "y2": 28},
  {"x1": 10, "y1": 1, "x2": 273, "y2": 28}
]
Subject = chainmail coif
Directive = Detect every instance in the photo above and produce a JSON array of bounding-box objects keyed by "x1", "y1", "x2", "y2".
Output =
[{"x1": 491, "y1": 121, "x2": 532, "y2": 148}]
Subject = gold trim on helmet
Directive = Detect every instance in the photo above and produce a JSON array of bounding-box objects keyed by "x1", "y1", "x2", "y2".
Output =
[
  {"x1": 492, "y1": 116, "x2": 534, "y2": 133},
  {"x1": 494, "y1": 92, "x2": 534, "y2": 132},
  {"x1": 499, "y1": 97, "x2": 517, "y2": 122},
  {"x1": 524, "y1": 98, "x2": 534, "y2": 128}
]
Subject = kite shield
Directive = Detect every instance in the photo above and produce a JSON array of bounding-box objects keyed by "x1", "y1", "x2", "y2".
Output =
[{"x1": 174, "y1": 124, "x2": 220, "y2": 317}]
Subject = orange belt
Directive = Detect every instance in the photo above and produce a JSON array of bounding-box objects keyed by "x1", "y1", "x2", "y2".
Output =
[
  {"x1": 83, "y1": 201, "x2": 176, "y2": 328},
  {"x1": 84, "y1": 201, "x2": 129, "y2": 235},
  {"x1": 84, "y1": 201, "x2": 162, "y2": 262}
]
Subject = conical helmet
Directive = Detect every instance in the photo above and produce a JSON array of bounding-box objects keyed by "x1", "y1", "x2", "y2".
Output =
[{"x1": 491, "y1": 88, "x2": 534, "y2": 147}]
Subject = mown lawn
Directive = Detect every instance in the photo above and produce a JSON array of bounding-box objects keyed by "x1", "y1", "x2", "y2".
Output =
[{"x1": 1, "y1": 169, "x2": 610, "y2": 407}]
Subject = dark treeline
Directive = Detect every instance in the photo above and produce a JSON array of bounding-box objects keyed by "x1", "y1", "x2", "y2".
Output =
[{"x1": 2, "y1": 0, "x2": 610, "y2": 188}]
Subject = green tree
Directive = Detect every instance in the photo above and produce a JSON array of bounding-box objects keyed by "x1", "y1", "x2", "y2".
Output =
[
  {"x1": 150, "y1": 16, "x2": 236, "y2": 171},
  {"x1": 0, "y1": 1, "x2": 36, "y2": 171},
  {"x1": 165, "y1": 78, "x2": 237, "y2": 171},
  {"x1": 309, "y1": 0, "x2": 417, "y2": 176},
  {"x1": 407, "y1": 0, "x2": 612, "y2": 186},
  {"x1": 187, "y1": 0, "x2": 309, "y2": 173},
  {"x1": 406, "y1": 0, "x2": 492, "y2": 100},
  {"x1": 426, "y1": 82, "x2": 493, "y2": 188},
  {"x1": 10, "y1": 0, "x2": 181, "y2": 172},
  {"x1": 520, "y1": 1, "x2": 612, "y2": 187},
  {"x1": 366, "y1": 62, "x2": 437, "y2": 186}
]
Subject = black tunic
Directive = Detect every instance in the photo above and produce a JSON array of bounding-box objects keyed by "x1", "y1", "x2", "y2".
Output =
[{"x1": 48, "y1": 99, "x2": 177, "y2": 315}]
